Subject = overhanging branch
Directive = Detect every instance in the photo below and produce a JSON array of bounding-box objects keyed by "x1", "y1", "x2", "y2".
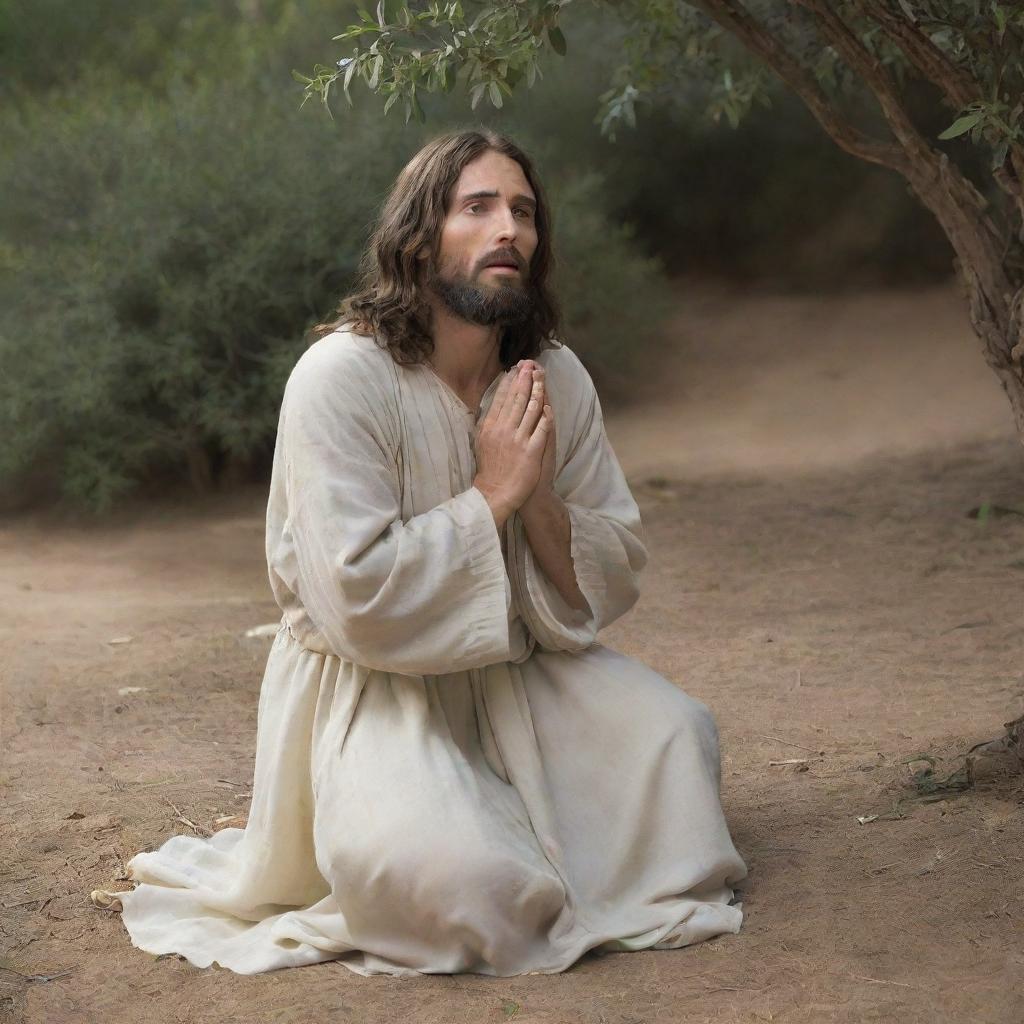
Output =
[
  {"x1": 694, "y1": 0, "x2": 910, "y2": 173},
  {"x1": 851, "y1": 0, "x2": 1022, "y2": 216},
  {"x1": 793, "y1": 0, "x2": 1008, "y2": 258},
  {"x1": 850, "y1": 0, "x2": 979, "y2": 111},
  {"x1": 792, "y1": 0, "x2": 933, "y2": 160}
]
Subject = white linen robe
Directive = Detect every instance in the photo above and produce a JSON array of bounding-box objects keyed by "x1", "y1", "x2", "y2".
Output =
[{"x1": 115, "y1": 327, "x2": 748, "y2": 977}]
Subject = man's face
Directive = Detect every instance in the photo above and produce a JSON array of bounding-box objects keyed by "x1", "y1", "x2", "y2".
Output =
[{"x1": 425, "y1": 149, "x2": 540, "y2": 327}]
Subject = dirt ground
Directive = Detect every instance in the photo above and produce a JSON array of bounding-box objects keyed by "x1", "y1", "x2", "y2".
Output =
[{"x1": 2, "y1": 281, "x2": 1023, "y2": 1023}]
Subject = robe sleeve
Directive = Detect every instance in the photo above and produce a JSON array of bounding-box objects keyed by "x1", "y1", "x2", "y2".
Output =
[
  {"x1": 279, "y1": 343, "x2": 512, "y2": 676},
  {"x1": 505, "y1": 352, "x2": 648, "y2": 652}
]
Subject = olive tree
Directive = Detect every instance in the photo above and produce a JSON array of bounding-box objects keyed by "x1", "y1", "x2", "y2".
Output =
[{"x1": 299, "y1": 1, "x2": 1024, "y2": 434}]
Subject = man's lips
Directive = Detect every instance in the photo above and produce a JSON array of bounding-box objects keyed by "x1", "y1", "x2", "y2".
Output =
[{"x1": 484, "y1": 254, "x2": 521, "y2": 270}]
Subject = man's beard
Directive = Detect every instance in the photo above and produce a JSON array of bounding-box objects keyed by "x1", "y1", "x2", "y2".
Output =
[{"x1": 426, "y1": 259, "x2": 535, "y2": 327}]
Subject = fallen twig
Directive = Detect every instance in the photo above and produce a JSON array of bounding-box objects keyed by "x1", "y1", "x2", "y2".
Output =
[
  {"x1": 753, "y1": 732, "x2": 825, "y2": 756},
  {"x1": 843, "y1": 972, "x2": 921, "y2": 990},
  {"x1": 134, "y1": 777, "x2": 180, "y2": 789},
  {"x1": 1, "y1": 896, "x2": 49, "y2": 910},
  {"x1": 866, "y1": 862, "x2": 900, "y2": 875},
  {"x1": 166, "y1": 800, "x2": 213, "y2": 838},
  {"x1": 0, "y1": 962, "x2": 75, "y2": 983}
]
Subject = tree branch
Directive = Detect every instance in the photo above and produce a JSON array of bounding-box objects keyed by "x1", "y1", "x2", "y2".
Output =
[
  {"x1": 694, "y1": 0, "x2": 910, "y2": 173},
  {"x1": 699, "y1": 0, "x2": 1012, "y2": 347},
  {"x1": 851, "y1": 0, "x2": 1022, "y2": 218},
  {"x1": 792, "y1": 0, "x2": 1008, "y2": 254},
  {"x1": 791, "y1": 0, "x2": 934, "y2": 160},
  {"x1": 850, "y1": 0, "x2": 979, "y2": 111}
]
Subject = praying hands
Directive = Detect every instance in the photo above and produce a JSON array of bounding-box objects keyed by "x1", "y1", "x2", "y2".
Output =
[
  {"x1": 474, "y1": 358, "x2": 587, "y2": 614},
  {"x1": 472, "y1": 358, "x2": 553, "y2": 529}
]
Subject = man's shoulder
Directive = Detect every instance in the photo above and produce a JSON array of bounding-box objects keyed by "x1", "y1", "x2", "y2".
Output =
[
  {"x1": 287, "y1": 326, "x2": 395, "y2": 396},
  {"x1": 537, "y1": 338, "x2": 596, "y2": 399}
]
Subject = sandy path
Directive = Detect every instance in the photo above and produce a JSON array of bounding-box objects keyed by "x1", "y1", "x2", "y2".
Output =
[
  {"x1": 607, "y1": 281, "x2": 1016, "y2": 478},
  {"x1": 2, "y1": 283, "x2": 1022, "y2": 1023}
]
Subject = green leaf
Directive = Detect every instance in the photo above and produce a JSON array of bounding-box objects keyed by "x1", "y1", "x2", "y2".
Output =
[
  {"x1": 332, "y1": 25, "x2": 368, "y2": 40},
  {"x1": 994, "y1": 5, "x2": 1007, "y2": 38},
  {"x1": 488, "y1": 80, "x2": 502, "y2": 108},
  {"x1": 938, "y1": 111, "x2": 983, "y2": 139},
  {"x1": 547, "y1": 26, "x2": 567, "y2": 56},
  {"x1": 290, "y1": 70, "x2": 313, "y2": 85},
  {"x1": 343, "y1": 54, "x2": 358, "y2": 97},
  {"x1": 368, "y1": 53, "x2": 383, "y2": 90}
]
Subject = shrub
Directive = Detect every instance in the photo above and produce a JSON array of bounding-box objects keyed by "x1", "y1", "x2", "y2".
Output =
[{"x1": 0, "y1": 3, "x2": 676, "y2": 512}]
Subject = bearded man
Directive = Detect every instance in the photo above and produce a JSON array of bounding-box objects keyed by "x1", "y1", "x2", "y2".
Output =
[{"x1": 101, "y1": 128, "x2": 748, "y2": 977}]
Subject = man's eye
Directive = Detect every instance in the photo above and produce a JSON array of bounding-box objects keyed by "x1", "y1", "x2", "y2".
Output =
[{"x1": 466, "y1": 203, "x2": 531, "y2": 217}]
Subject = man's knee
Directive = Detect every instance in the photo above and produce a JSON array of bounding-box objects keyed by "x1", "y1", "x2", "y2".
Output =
[
  {"x1": 648, "y1": 681, "x2": 722, "y2": 772},
  {"x1": 634, "y1": 668, "x2": 719, "y2": 745},
  {"x1": 331, "y1": 829, "x2": 564, "y2": 949}
]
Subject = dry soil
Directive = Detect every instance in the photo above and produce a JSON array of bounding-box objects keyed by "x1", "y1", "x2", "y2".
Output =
[{"x1": 2, "y1": 281, "x2": 1023, "y2": 1023}]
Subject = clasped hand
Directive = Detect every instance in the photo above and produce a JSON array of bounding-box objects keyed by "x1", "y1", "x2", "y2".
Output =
[{"x1": 472, "y1": 359, "x2": 556, "y2": 527}]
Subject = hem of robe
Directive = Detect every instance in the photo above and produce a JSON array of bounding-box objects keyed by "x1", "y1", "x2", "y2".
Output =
[
  {"x1": 113, "y1": 634, "x2": 749, "y2": 980},
  {"x1": 116, "y1": 861, "x2": 744, "y2": 977}
]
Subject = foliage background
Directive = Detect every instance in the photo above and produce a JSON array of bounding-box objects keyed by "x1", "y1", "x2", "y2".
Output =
[{"x1": 0, "y1": 0, "x2": 951, "y2": 512}]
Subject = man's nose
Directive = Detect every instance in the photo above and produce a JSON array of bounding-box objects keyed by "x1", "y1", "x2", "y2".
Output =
[{"x1": 493, "y1": 205, "x2": 519, "y2": 242}]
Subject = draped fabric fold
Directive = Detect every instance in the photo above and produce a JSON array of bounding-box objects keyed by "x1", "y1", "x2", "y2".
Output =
[
  {"x1": 275, "y1": 341, "x2": 514, "y2": 677},
  {"x1": 504, "y1": 376, "x2": 648, "y2": 652},
  {"x1": 111, "y1": 328, "x2": 748, "y2": 977}
]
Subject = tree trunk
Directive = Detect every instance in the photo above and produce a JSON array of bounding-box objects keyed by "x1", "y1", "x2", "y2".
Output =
[
  {"x1": 695, "y1": 0, "x2": 1024, "y2": 769},
  {"x1": 901, "y1": 158, "x2": 1024, "y2": 441}
]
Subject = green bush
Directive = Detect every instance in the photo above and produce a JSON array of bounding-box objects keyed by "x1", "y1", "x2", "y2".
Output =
[
  {"x1": 0, "y1": 1, "x2": 676, "y2": 513},
  {"x1": 2, "y1": 0, "x2": 949, "y2": 513},
  {"x1": 0, "y1": 73, "x2": 382, "y2": 511}
]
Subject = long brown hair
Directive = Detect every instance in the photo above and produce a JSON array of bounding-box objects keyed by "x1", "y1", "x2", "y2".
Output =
[{"x1": 311, "y1": 127, "x2": 562, "y2": 368}]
